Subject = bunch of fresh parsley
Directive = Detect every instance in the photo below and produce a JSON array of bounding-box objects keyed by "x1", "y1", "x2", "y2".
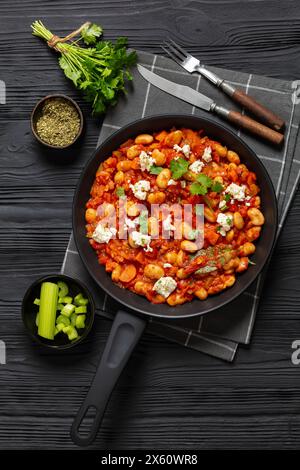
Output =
[{"x1": 31, "y1": 21, "x2": 137, "y2": 114}]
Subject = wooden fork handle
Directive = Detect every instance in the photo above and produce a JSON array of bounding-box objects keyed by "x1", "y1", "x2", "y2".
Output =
[
  {"x1": 213, "y1": 105, "x2": 284, "y2": 146},
  {"x1": 220, "y1": 82, "x2": 285, "y2": 132}
]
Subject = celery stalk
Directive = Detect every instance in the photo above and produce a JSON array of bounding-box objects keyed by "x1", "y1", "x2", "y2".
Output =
[
  {"x1": 61, "y1": 303, "x2": 75, "y2": 317},
  {"x1": 56, "y1": 322, "x2": 65, "y2": 332},
  {"x1": 76, "y1": 314, "x2": 86, "y2": 329},
  {"x1": 33, "y1": 298, "x2": 40, "y2": 306},
  {"x1": 57, "y1": 281, "x2": 69, "y2": 298},
  {"x1": 75, "y1": 306, "x2": 87, "y2": 314},
  {"x1": 63, "y1": 325, "x2": 78, "y2": 341},
  {"x1": 37, "y1": 282, "x2": 59, "y2": 340},
  {"x1": 74, "y1": 293, "x2": 83, "y2": 306},
  {"x1": 70, "y1": 313, "x2": 77, "y2": 327},
  {"x1": 56, "y1": 315, "x2": 70, "y2": 326}
]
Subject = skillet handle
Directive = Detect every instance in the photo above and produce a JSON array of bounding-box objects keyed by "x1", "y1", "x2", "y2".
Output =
[{"x1": 70, "y1": 310, "x2": 146, "y2": 446}]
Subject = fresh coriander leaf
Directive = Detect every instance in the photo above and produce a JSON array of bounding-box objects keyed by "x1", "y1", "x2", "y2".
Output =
[
  {"x1": 197, "y1": 173, "x2": 212, "y2": 187},
  {"x1": 224, "y1": 194, "x2": 231, "y2": 202},
  {"x1": 220, "y1": 203, "x2": 228, "y2": 211},
  {"x1": 139, "y1": 210, "x2": 148, "y2": 234},
  {"x1": 81, "y1": 23, "x2": 103, "y2": 45},
  {"x1": 59, "y1": 56, "x2": 81, "y2": 85},
  {"x1": 190, "y1": 182, "x2": 208, "y2": 195},
  {"x1": 216, "y1": 226, "x2": 222, "y2": 233},
  {"x1": 149, "y1": 166, "x2": 164, "y2": 175},
  {"x1": 226, "y1": 217, "x2": 233, "y2": 225},
  {"x1": 170, "y1": 158, "x2": 189, "y2": 180},
  {"x1": 116, "y1": 187, "x2": 125, "y2": 197},
  {"x1": 211, "y1": 181, "x2": 224, "y2": 193}
]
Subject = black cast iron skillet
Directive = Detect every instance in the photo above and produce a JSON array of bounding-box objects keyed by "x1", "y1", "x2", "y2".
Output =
[{"x1": 71, "y1": 115, "x2": 278, "y2": 446}]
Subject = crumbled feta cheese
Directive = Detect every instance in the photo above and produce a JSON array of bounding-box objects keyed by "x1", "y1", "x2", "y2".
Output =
[
  {"x1": 92, "y1": 224, "x2": 117, "y2": 243},
  {"x1": 163, "y1": 214, "x2": 175, "y2": 231},
  {"x1": 181, "y1": 181, "x2": 187, "y2": 188},
  {"x1": 139, "y1": 151, "x2": 155, "y2": 172},
  {"x1": 153, "y1": 276, "x2": 177, "y2": 298},
  {"x1": 173, "y1": 143, "x2": 191, "y2": 158},
  {"x1": 189, "y1": 160, "x2": 205, "y2": 174},
  {"x1": 167, "y1": 179, "x2": 177, "y2": 186},
  {"x1": 202, "y1": 146, "x2": 212, "y2": 162},
  {"x1": 163, "y1": 263, "x2": 172, "y2": 268},
  {"x1": 216, "y1": 213, "x2": 233, "y2": 237},
  {"x1": 225, "y1": 183, "x2": 246, "y2": 201},
  {"x1": 219, "y1": 200, "x2": 227, "y2": 210},
  {"x1": 129, "y1": 180, "x2": 150, "y2": 200},
  {"x1": 131, "y1": 230, "x2": 152, "y2": 252}
]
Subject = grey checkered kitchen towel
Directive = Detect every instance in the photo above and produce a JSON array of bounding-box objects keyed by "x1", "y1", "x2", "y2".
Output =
[{"x1": 62, "y1": 50, "x2": 300, "y2": 361}]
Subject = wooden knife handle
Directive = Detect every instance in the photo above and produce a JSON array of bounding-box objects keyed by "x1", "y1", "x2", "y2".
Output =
[
  {"x1": 227, "y1": 110, "x2": 284, "y2": 146},
  {"x1": 221, "y1": 82, "x2": 285, "y2": 132}
]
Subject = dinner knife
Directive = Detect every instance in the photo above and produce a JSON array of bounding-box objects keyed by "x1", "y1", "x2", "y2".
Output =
[{"x1": 137, "y1": 64, "x2": 284, "y2": 146}]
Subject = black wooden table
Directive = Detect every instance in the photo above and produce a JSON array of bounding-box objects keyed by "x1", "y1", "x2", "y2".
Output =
[{"x1": 1, "y1": 0, "x2": 300, "y2": 450}]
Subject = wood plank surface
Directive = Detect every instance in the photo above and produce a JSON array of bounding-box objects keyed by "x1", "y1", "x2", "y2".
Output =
[{"x1": 0, "y1": 0, "x2": 300, "y2": 450}]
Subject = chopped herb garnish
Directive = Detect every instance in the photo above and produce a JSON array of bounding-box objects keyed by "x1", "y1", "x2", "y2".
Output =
[
  {"x1": 116, "y1": 187, "x2": 125, "y2": 197},
  {"x1": 224, "y1": 194, "x2": 231, "y2": 202},
  {"x1": 170, "y1": 158, "x2": 189, "y2": 180},
  {"x1": 139, "y1": 210, "x2": 148, "y2": 234},
  {"x1": 149, "y1": 165, "x2": 164, "y2": 175},
  {"x1": 219, "y1": 256, "x2": 226, "y2": 265},
  {"x1": 189, "y1": 173, "x2": 214, "y2": 196},
  {"x1": 248, "y1": 259, "x2": 256, "y2": 265},
  {"x1": 211, "y1": 181, "x2": 224, "y2": 193},
  {"x1": 195, "y1": 266, "x2": 217, "y2": 275}
]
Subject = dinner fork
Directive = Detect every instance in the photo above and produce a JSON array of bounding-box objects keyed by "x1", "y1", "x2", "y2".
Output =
[{"x1": 162, "y1": 39, "x2": 285, "y2": 132}]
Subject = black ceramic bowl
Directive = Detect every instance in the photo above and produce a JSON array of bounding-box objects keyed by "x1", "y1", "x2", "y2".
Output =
[
  {"x1": 31, "y1": 94, "x2": 84, "y2": 149},
  {"x1": 22, "y1": 274, "x2": 95, "y2": 349}
]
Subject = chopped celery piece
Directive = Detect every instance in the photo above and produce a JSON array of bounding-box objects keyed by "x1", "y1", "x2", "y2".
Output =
[
  {"x1": 56, "y1": 323, "x2": 65, "y2": 332},
  {"x1": 63, "y1": 325, "x2": 78, "y2": 341},
  {"x1": 76, "y1": 314, "x2": 86, "y2": 329},
  {"x1": 37, "y1": 282, "x2": 59, "y2": 340},
  {"x1": 70, "y1": 313, "x2": 77, "y2": 327},
  {"x1": 33, "y1": 298, "x2": 40, "y2": 306},
  {"x1": 61, "y1": 303, "x2": 75, "y2": 317},
  {"x1": 77, "y1": 297, "x2": 89, "y2": 306},
  {"x1": 56, "y1": 315, "x2": 70, "y2": 326},
  {"x1": 57, "y1": 303, "x2": 64, "y2": 311},
  {"x1": 75, "y1": 306, "x2": 87, "y2": 314},
  {"x1": 62, "y1": 296, "x2": 73, "y2": 304},
  {"x1": 57, "y1": 281, "x2": 69, "y2": 298},
  {"x1": 74, "y1": 293, "x2": 83, "y2": 306},
  {"x1": 35, "y1": 312, "x2": 40, "y2": 327}
]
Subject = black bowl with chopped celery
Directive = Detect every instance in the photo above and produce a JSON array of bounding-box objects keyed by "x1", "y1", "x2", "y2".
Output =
[{"x1": 22, "y1": 274, "x2": 95, "y2": 349}]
